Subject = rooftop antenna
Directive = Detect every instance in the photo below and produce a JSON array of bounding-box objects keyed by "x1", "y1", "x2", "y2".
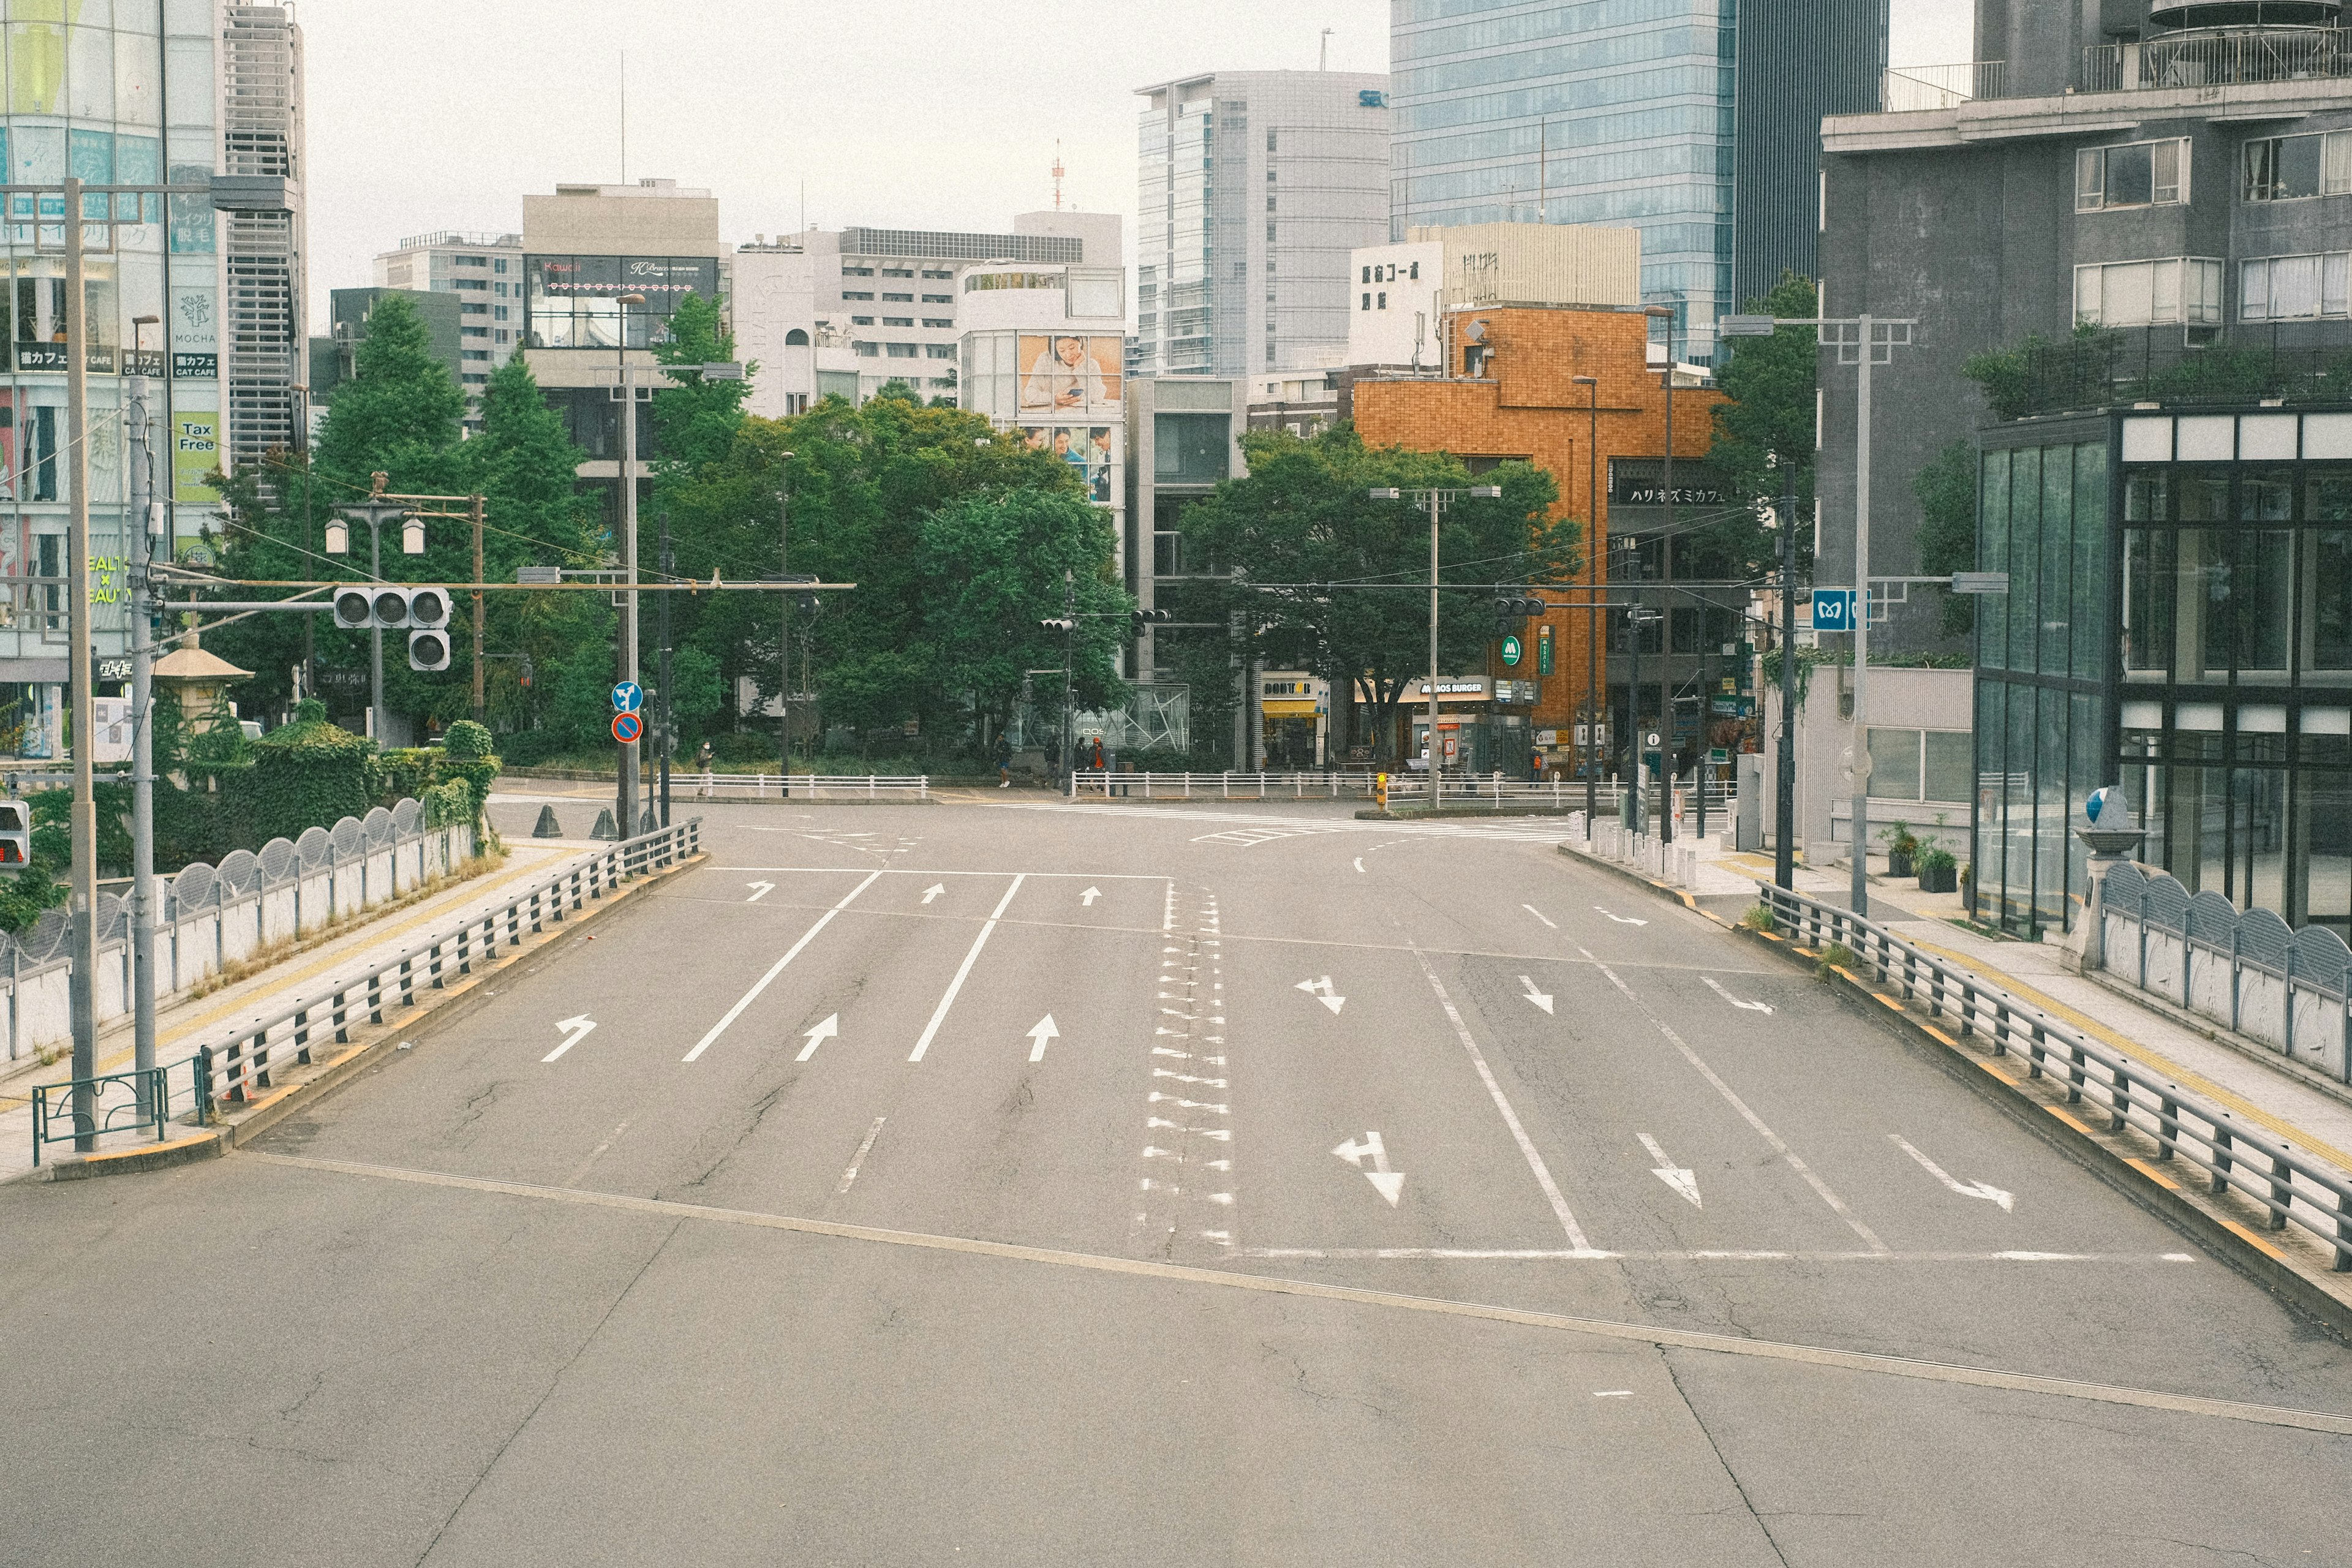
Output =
[
  {"x1": 619, "y1": 50, "x2": 627, "y2": 184},
  {"x1": 1052, "y1": 141, "x2": 1066, "y2": 211},
  {"x1": 1320, "y1": 28, "x2": 1334, "y2": 70}
]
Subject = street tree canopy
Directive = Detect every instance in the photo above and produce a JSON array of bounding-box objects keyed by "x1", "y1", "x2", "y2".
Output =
[{"x1": 1708, "y1": 271, "x2": 1819, "y2": 580}]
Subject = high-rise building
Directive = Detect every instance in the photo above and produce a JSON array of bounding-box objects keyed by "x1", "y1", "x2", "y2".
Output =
[
  {"x1": 733, "y1": 212, "x2": 1121, "y2": 420},
  {"x1": 0, "y1": 1, "x2": 297, "y2": 758},
  {"x1": 372, "y1": 230, "x2": 525, "y2": 404},
  {"x1": 1133, "y1": 70, "x2": 1390, "y2": 377},
  {"x1": 1387, "y1": 1, "x2": 1885, "y2": 362}
]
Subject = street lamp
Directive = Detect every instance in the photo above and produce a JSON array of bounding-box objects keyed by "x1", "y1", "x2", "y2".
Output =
[
  {"x1": 1368, "y1": 483, "x2": 1502, "y2": 809},
  {"x1": 1572, "y1": 373, "x2": 1599, "y2": 836},
  {"x1": 1643, "y1": 303, "x2": 1678, "y2": 845}
]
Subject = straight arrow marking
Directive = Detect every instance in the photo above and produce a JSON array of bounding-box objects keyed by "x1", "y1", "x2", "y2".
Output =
[
  {"x1": 1889, "y1": 1135, "x2": 2015, "y2": 1212},
  {"x1": 685, "y1": 869, "x2": 884, "y2": 1062},
  {"x1": 796, "y1": 1013, "x2": 840, "y2": 1063},
  {"x1": 745, "y1": 881, "x2": 774, "y2": 903},
  {"x1": 921, "y1": 884, "x2": 944, "y2": 905},
  {"x1": 1027, "y1": 1014, "x2": 1059, "y2": 1063},
  {"x1": 543, "y1": 1014, "x2": 596, "y2": 1063},
  {"x1": 1080, "y1": 887, "x2": 1101, "y2": 907},
  {"x1": 1639, "y1": 1132, "x2": 1702, "y2": 1208},
  {"x1": 1703, "y1": 976, "x2": 1774, "y2": 1014},
  {"x1": 1518, "y1": 974, "x2": 1555, "y2": 1014}
]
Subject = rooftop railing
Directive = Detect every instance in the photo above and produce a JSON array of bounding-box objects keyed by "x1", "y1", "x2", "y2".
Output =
[{"x1": 1881, "y1": 62, "x2": 2008, "y2": 111}]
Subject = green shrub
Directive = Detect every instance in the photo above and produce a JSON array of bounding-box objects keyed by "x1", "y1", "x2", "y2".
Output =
[
  {"x1": 1816, "y1": 942, "x2": 1858, "y2": 979},
  {"x1": 421, "y1": 777, "x2": 475, "y2": 828},
  {"x1": 246, "y1": 709, "x2": 374, "y2": 844},
  {"x1": 1918, "y1": 846, "x2": 1956, "y2": 875},
  {"x1": 1740, "y1": 903, "x2": 1777, "y2": 933}
]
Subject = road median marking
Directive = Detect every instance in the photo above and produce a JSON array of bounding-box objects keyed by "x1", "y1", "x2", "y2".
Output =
[{"x1": 246, "y1": 1150, "x2": 2352, "y2": 1439}]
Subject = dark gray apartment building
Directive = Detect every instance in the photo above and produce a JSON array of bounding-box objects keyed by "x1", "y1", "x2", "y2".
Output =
[{"x1": 1817, "y1": 0, "x2": 2352, "y2": 937}]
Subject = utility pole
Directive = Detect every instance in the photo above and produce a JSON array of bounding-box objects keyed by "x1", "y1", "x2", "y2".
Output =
[
  {"x1": 470, "y1": 493, "x2": 485, "y2": 723},
  {"x1": 1648, "y1": 304, "x2": 1676, "y2": 846},
  {"x1": 369, "y1": 492, "x2": 386, "y2": 743},
  {"x1": 1368, "y1": 484, "x2": 1501, "y2": 808},
  {"x1": 1776, "y1": 461, "x2": 1800, "y2": 892},
  {"x1": 778, "y1": 475, "x2": 791, "y2": 791},
  {"x1": 1574, "y1": 374, "x2": 1599, "y2": 837},
  {"x1": 62, "y1": 176, "x2": 97, "y2": 1148},
  {"x1": 657, "y1": 510, "x2": 673, "y2": 828},
  {"x1": 615, "y1": 292, "x2": 646, "y2": 837},
  {"x1": 127, "y1": 374, "x2": 158, "y2": 1120}
]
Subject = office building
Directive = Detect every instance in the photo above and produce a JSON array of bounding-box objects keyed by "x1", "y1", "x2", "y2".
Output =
[
  {"x1": 307, "y1": 287, "x2": 464, "y2": 404},
  {"x1": 519, "y1": 179, "x2": 729, "y2": 526},
  {"x1": 1133, "y1": 70, "x2": 1390, "y2": 377},
  {"x1": 734, "y1": 212, "x2": 1121, "y2": 419},
  {"x1": 0, "y1": 1, "x2": 293, "y2": 760},
  {"x1": 1127, "y1": 374, "x2": 1248, "y2": 758},
  {"x1": 1389, "y1": 0, "x2": 1885, "y2": 363},
  {"x1": 1345, "y1": 222, "x2": 1640, "y2": 367},
  {"x1": 372, "y1": 230, "x2": 524, "y2": 401},
  {"x1": 1819, "y1": 0, "x2": 2352, "y2": 935}
]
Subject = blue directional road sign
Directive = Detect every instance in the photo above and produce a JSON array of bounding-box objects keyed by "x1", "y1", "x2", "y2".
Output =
[
  {"x1": 1811, "y1": 589, "x2": 1855, "y2": 633},
  {"x1": 611, "y1": 681, "x2": 644, "y2": 714}
]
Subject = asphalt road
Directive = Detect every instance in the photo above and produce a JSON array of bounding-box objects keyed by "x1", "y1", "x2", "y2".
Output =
[{"x1": 4, "y1": 797, "x2": 2349, "y2": 1566}]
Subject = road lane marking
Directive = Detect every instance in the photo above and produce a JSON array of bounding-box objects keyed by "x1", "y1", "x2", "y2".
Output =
[
  {"x1": 684, "y1": 870, "x2": 885, "y2": 1063},
  {"x1": 1518, "y1": 975, "x2": 1555, "y2": 1014},
  {"x1": 558, "y1": 1120, "x2": 630, "y2": 1189},
  {"x1": 921, "y1": 883, "x2": 944, "y2": 904},
  {"x1": 1702, "y1": 976, "x2": 1773, "y2": 1014},
  {"x1": 1027, "y1": 1014, "x2": 1058, "y2": 1062},
  {"x1": 1080, "y1": 886, "x2": 1101, "y2": 906},
  {"x1": 796, "y1": 1014, "x2": 841, "y2": 1063},
  {"x1": 1295, "y1": 975, "x2": 1347, "y2": 1015},
  {"x1": 1522, "y1": 904, "x2": 1556, "y2": 928},
  {"x1": 908, "y1": 874, "x2": 1028, "y2": 1062},
  {"x1": 836, "y1": 1117, "x2": 886, "y2": 1195},
  {"x1": 1354, "y1": 858, "x2": 1365, "y2": 873},
  {"x1": 1584, "y1": 948, "x2": 1887, "y2": 1253},
  {"x1": 1890, "y1": 1134, "x2": 2015, "y2": 1211},
  {"x1": 1594, "y1": 907, "x2": 1648, "y2": 925},
  {"x1": 1333, "y1": 1131, "x2": 1405, "y2": 1206},
  {"x1": 257, "y1": 1153, "x2": 2350, "y2": 1439},
  {"x1": 542, "y1": 1014, "x2": 597, "y2": 1063},
  {"x1": 1639, "y1": 1133, "x2": 1702, "y2": 1208},
  {"x1": 745, "y1": 881, "x2": 774, "y2": 902},
  {"x1": 1239, "y1": 1247, "x2": 2196, "y2": 1262},
  {"x1": 1595, "y1": 1390, "x2": 1634, "y2": 1397},
  {"x1": 1409, "y1": 948, "x2": 1597, "y2": 1254}
]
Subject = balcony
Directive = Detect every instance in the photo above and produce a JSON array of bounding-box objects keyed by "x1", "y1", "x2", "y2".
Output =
[{"x1": 2082, "y1": 25, "x2": 2352, "y2": 90}]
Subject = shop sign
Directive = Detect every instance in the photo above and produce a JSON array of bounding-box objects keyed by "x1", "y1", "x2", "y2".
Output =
[{"x1": 1499, "y1": 635, "x2": 1522, "y2": 666}]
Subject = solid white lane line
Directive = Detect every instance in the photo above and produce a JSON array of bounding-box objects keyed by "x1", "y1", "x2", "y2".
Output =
[
  {"x1": 1522, "y1": 903, "x2": 1556, "y2": 928},
  {"x1": 908, "y1": 873, "x2": 1027, "y2": 1062},
  {"x1": 837, "y1": 1116, "x2": 886, "y2": 1195},
  {"x1": 682, "y1": 870, "x2": 884, "y2": 1063},
  {"x1": 1235, "y1": 1246, "x2": 2186, "y2": 1262},
  {"x1": 1583, "y1": 947, "x2": 1887, "y2": 1253},
  {"x1": 1409, "y1": 947, "x2": 1597, "y2": 1254}
]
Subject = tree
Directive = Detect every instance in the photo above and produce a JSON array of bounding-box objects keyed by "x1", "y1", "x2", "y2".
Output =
[
  {"x1": 1170, "y1": 426, "x2": 1569, "y2": 762},
  {"x1": 1915, "y1": 439, "x2": 1978, "y2": 636},
  {"x1": 1708, "y1": 271, "x2": 1820, "y2": 579}
]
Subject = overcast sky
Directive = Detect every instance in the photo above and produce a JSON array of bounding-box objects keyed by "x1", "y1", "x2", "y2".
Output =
[{"x1": 304, "y1": 1, "x2": 1975, "y2": 317}]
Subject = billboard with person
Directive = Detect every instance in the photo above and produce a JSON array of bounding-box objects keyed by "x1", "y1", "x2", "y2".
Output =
[{"x1": 1017, "y1": 334, "x2": 1122, "y2": 414}]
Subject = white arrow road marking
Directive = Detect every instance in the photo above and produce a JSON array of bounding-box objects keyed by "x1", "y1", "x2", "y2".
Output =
[
  {"x1": 1296, "y1": 976, "x2": 1347, "y2": 1015},
  {"x1": 1523, "y1": 904, "x2": 1556, "y2": 929},
  {"x1": 1080, "y1": 886, "x2": 1101, "y2": 906},
  {"x1": 1594, "y1": 907, "x2": 1649, "y2": 926},
  {"x1": 796, "y1": 1014, "x2": 840, "y2": 1063},
  {"x1": 910, "y1": 875, "x2": 1028, "y2": 1062},
  {"x1": 921, "y1": 884, "x2": 944, "y2": 905},
  {"x1": 1702, "y1": 976, "x2": 1774, "y2": 1014},
  {"x1": 542, "y1": 1015, "x2": 597, "y2": 1063},
  {"x1": 1354, "y1": 857, "x2": 1366, "y2": 873},
  {"x1": 1638, "y1": 1133, "x2": 1703, "y2": 1208},
  {"x1": 744, "y1": 881, "x2": 774, "y2": 903},
  {"x1": 1027, "y1": 1014, "x2": 1059, "y2": 1063},
  {"x1": 685, "y1": 869, "x2": 884, "y2": 1062},
  {"x1": 1889, "y1": 1135, "x2": 2015, "y2": 1212},
  {"x1": 1518, "y1": 975, "x2": 1555, "y2": 1014},
  {"x1": 1332, "y1": 1131, "x2": 1406, "y2": 1207}
]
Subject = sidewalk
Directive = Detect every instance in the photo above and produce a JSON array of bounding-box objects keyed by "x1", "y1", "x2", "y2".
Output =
[
  {"x1": 1565, "y1": 823, "x2": 2352, "y2": 1180},
  {"x1": 0, "y1": 839, "x2": 581, "y2": 1180}
]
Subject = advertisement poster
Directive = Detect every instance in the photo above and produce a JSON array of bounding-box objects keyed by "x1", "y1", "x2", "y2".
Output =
[
  {"x1": 172, "y1": 283, "x2": 218, "y2": 379},
  {"x1": 1016, "y1": 334, "x2": 1121, "y2": 415},
  {"x1": 1020, "y1": 423, "x2": 1118, "y2": 503},
  {"x1": 173, "y1": 411, "x2": 218, "y2": 504}
]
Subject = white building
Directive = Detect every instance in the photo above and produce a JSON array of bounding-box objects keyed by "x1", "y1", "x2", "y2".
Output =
[
  {"x1": 734, "y1": 213, "x2": 1122, "y2": 420},
  {"x1": 374, "y1": 229, "x2": 525, "y2": 394},
  {"x1": 1344, "y1": 223, "x2": 1642, "y2": 368}
]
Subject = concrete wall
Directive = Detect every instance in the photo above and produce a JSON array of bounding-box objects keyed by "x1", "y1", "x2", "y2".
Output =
[{"x1": 1761, "y1": 664, "x2": 1971, "y2": 864}]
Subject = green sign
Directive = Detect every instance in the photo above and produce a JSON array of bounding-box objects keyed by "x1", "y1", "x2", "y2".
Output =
[
  {"x1": 1499, "y1": 635, "x2": 1523, "y2": 666},
  {"x1": 1537, "y1": 627, "x2": 1554, "y2": 675}
]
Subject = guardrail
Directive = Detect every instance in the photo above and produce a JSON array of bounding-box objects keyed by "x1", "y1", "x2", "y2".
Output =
[
  {"x1": 30, "y1": 1065, "x2": 167, "y2": 1165},
  {"x1": 1755, "y1": 880, "x2": 2352, "y2": 1272},
  {"x1": 672, "y1": 773, "x2": 929, "y2": 801},
  {"x1": 23, "y1": 820, "x2": 701, "y2": 1164}
]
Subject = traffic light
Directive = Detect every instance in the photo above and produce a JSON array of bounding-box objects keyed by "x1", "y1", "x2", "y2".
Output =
[
  {"x1": 332, "y1": 584, "x2": 450, "y2": 631},
  {"x1": 1492, "y1": 595, "x2": 1547, "y2": 618},
  {"x1": 1133, "y1": 608, "x2": 1172, "y2": 629},
  {"x1": 1039, "y1": 617, "x2": 1077, "y2": 632},
  {"x1": 408, "y1": 628, "x2": 451, "y2": 672},
  {"x1": 0, "y1": 799, "x2": 26, "y2": 867}
]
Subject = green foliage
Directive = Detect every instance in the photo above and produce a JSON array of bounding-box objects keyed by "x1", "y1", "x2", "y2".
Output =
[
  {"x1": 1740, "y1": 903, "x2": 1776, "y2": 934},
  {"x1": 1914, "y1": 439, "x2": 1978, "y2": 637},
  {"x1": 24, "y1": 782, "x2": 132, "y2": 873},
  {"x1": 1708, "y1": 272, "x2": 1818, "y2": 578},
  {"x1": 246, "y1": 712, "x2": 375, "y2": 845},
  {"x1": 1961, "y1": 324, "x2": 2116, "y2": 422},
  {"x1": 1918, "y1": 845, "x2": 1958, "y2": 875},
  {"x1": 1167, "y1": 424, "x2": 1569, "y2": 763},
  {"x1": 1816, "y1": 943, "x2": 1858, "y2": 979},
  {"x1": 421, "y1": 777, "x2": 476, "y2": 828}
]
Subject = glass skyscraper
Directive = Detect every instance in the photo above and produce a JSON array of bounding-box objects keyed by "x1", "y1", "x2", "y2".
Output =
[{"x1": 1389, "y1": 0, "x2": 1885, "y2": 363}]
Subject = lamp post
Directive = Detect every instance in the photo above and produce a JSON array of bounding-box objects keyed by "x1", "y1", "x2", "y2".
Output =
[
  {"x1": 615, "y1": 290, "x2": 647, "y2": 837},
  {"x1": 1645, "y1": 303, "x2": 1677, "y2": 845},
  {"x1": 1369, "y1": 484, "x2": 1502, "y2": 809},
  {"x1": 1572, "y1": 373, "x2": 1599, "y2": 837}
]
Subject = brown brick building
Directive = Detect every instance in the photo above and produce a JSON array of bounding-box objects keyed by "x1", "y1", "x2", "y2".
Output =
[{"x1": 1352, "y1": 305, "x2": 1729, "y2": 775}]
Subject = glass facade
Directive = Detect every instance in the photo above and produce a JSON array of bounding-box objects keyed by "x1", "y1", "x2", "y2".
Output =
[
  {"x1": 1390, "y1": 0, "x2": 1734, "y2": 358},
  {"x1": 1977, "y1": 409, "x2": 2352, "y2": 941},
  {"x1": 521, "y1": 255, "x2": 719, "y2": 350},
  {"x1": 1137, "y1": 91, "x2": 1215, "y2": 376}
]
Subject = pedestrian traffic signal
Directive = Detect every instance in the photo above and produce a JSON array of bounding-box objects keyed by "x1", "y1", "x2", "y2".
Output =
[
  {"x1": 407, "y1": 629, "x2": 451, "y2": 672},
  {"x1": 0, "y1": 799, "x2": 27, "y2": 867},
  {"x1": 332, "y1": 585, "x2": 451, "y2": 631}
]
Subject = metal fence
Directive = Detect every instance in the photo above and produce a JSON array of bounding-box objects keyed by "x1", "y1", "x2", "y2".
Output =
[
  {"x1": 1063, "y1": 772, "x2": 1724, "y2": 810},
  {"x1": 2, "y1": 796, "x2": 475, "y2": 1064},
  {"x1": 2097, "y1": 862, "x2": 2352, "y2": 1084},
  {"x1": 28, "y1": 820, "x2": 701, "y2": 1164},
  {"x1": 2082, "y1": 29, "x2": 2352, "y2": 94},
  {"x1": 671, "y1": 773, "x2": 930, "y2": 801},
  {"x1": 1755, "y1": 881, "x2": 2352, "y2": 1272},
  {"x1": 1882, "y1": 61, "x2": 2007, "y2": 111}
]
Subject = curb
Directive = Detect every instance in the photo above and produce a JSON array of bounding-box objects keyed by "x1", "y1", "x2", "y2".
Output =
[
  {"x1": 1554, "y1": 842, "x2": 1704, "y2": 911},
  {"x1": 1357, "y1": 805, "x2": 1582, "y2": 821},
  {"x1": 1556, "y1": 839, "x2": 2352, "y2": 1343},
  {"x1": 29, "y1": 850, "x2": 707, "y2": 1183}
]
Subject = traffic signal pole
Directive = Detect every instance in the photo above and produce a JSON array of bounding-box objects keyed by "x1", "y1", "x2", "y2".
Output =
[
  {"x1": 127, "y1": 377, "x2": 158, "y2": 1112},
  {"x1": 63, "y1": 177, "x2": 96, "y2": 1148}
]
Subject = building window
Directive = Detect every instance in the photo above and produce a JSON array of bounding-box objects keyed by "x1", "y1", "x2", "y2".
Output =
[
  {"x1": 1267, "y1": 195, "x2": 1276, "y2": 211},
  {"x1": 921, "y1": 293, "x2": 951, "y2": 304},
  {"x1": 1362, "y1": 292, "x2": 1371, "y2": 310},
  {"x1": 885, "y1": 342, "x2": 919, "y2": 358},
  {"x1": 1866, "y1": 728, "x2": 1972, "y2": 803},
  {"x1": 883, "y1": 315, "x2": 913, "y2": 326},
  {"x1": 922, "y1": 317, "x2": 952, "y2": 328},
  {"x1": 2073, "y1": 258, "x2": 2224, "y2": 327},
  {"x1": 883, "y1": 292, "x2": 913, "y2": 302},
  {"x1": 851, "y1": 315, "x2": 875, "y2": 325},
  {"x1": 922, "y1": 269, "x2": 952, "y2": 279},
  {"x1": 2075, "y1": 138, "x2": 2190, "y2": 211},
  {"x1": 494, "y1": 258, "x2": 508, "y2": 274},
  {"x1": 881, "y1": 267, "x2": 913, "y2": 277},
  {"x1": 462, "y1": 373, "x2": 488, "y2": 386},
  {"x1": 461, "y1": 301, "x2": 488, "y2": 315},
  {"x1": 842, "y1": 265, "x2": 873, "y2": 276},
  {"x1": 452, "y1": 278, "x2": 488, "y2": 292},
  {"x1": 925, "y1": 343, "x2": 955, "y2": 358},
  {"x1": 495, "y1": 329, "x2": 510, "y2": 344},
  {"x1": 456, "y1": 254, "x2": 488, "y2": 267},
  {"x1": 853, "y1": 341, "x2": 880, "y2": 356},
  {"x1": 842, "y1": 290, "x2": 874, "y2": 300},
  {"x1": 462, "y1": 325, "x2": 489, "y2": 338},
  {"x1": 1267, "y1": 224, "x2": 1276, "y2": 243},
  {"x1": 2245, "y1": 130, "x2": 2352, "y2": 202},
  {"x1": 462, "y1": 349, "x2": 490, "y2": 361},
  {"x1": 2242, "y1": 252, "x2": 2352, "y2": 320},
  {"x1": 494, "y1": 306, "x2": 509, "y2": 321},
  {"x1": 494, "y1": 282, "x2": 507, "y2": 296}
]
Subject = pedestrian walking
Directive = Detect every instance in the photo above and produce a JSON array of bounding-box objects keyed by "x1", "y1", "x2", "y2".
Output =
[{"x1": 993, "y1": 730, "x2": 1014, "y2": 788}]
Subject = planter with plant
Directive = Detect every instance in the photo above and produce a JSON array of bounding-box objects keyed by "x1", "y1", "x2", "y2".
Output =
[
  {"x1": 1880, "y1": 821, "x2": 1920, "y2": 880},
  {"x1": 1917, "y1": 845, "x2": 1959, "y2": 893}
]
